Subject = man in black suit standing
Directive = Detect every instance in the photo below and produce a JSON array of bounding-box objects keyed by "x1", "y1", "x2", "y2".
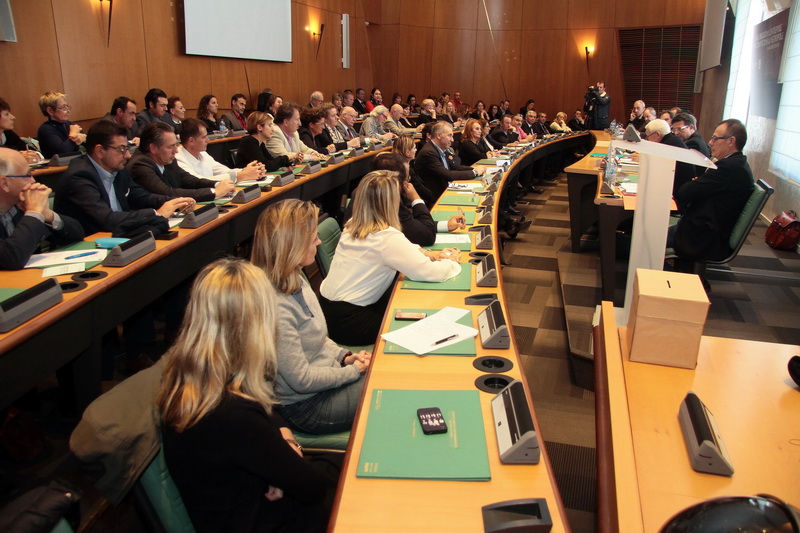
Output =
[
  {"x1": 0, "y1": 147, "x2": 83, "y2": 269},
  {"x1": 670, "y1": 118, "x2": 755, "y2": 263},
  {"x1": 584, "y1": 81, "x2": 610, "y2": 130},
  {"x1": 128, "y1": 122, "x2": 235, "y2": 202},
  {"x1": 415, "y1": 121, "x2": 485, "y2": 201}
]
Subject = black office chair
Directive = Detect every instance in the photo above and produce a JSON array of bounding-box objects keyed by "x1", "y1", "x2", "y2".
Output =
[{"x1": 229, "y1": 149, "x2": 239, "y2": 168}]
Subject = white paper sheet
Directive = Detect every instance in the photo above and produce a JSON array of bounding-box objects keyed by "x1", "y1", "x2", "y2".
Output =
[
  {"x1": 41, "y1": 263, "x2": 86, "y2": 277},
  {"x1": 25, "y1": 249, "x2": 107, "y2": 268},
  {"x1": 435, "y1": 234, "x2": 471, "y2": 244},
  {"x1": 381, "y1": 307, "x2": 478, "y2": 355}
]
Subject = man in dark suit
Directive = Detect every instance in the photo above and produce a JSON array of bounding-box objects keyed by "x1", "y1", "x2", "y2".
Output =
[
  {"x1": 531, "y1": 112, "x2": 551, "y2": 137},
  {"x1": 54, "y1": 121, "x2": 193, "y2": 237},
  {"x1": 128, "y1": 122, "x2": 235, "y2": 201},
  {"x1": 670, "y1": 118, "x2": 755, "y2": 262},
  {"x1": 415, "y1": 121, "x2": 485, "y2": 201},
  {"x1": 489, "y1": 115, "x2": 519, "y2": 148},
  {"x1": 671, "y1": 112, "x2": 711, "y2": 177},
  {"x1": 353, "y1": 88, "x2": 368, "y2": 115},
  {"x1": 0, "y1": 147, "x2": 84, "y2": 269},
  {"x1": 136, "y1": 88, "x2": 168, "y2": 131},
  {"x1": 521, "y1": 110, "x2": 538, "y2": 136},
  {"x1": 644, "y1": 119, "x2": 696, "y2": 197}
]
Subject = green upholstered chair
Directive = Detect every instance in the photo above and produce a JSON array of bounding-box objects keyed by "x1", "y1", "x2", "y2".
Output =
[
  {"x1": 133, "y1": 444, "x2": 196, "y2": 533},
  {"x1": 50, "y1": 519, "x2": 75, "y2": 533},
  {"x1": 315, "y1": 215, "x2": 342, "y2": 278}
]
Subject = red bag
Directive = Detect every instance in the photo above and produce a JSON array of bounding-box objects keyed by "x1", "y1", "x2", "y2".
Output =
[{"x1": 765, "y1": 210, "x2": 800, "y2": 250}]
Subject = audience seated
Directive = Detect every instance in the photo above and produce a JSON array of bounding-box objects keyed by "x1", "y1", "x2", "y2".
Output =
[
  {"x1": 399, "y1": 104, "x2": 415, "y2": 129},
  {"x1": 318, "y1": 103, "x2": 360, "y2": 153},
  {"x1": 365, "y1": 88, "x2": 383, "y2": 113},
  {"x1": 495, "y1": 100, "x2": 511, "y2": 120},
  {"x1": 531, "y1": 112, "x2": 551, "y2": 136},
  {"x1": 331, "y1": 92, "x2": 344, "y2": 112},
  {"x1": 336, "y1": 106, "x2": 360, "y2": 141},
  {"x1": 392, "y1": 134, "x2": 434, "y2": 208},
  {"x1": 452, "y1": 91, "x2": 463, "y2": 110},
  {"x1": 197, "y1": 94, "x2": 222, "y2": 132},
  {"x1": 519, "y1": 99, "x2": 536, "y2": 116},
  {"x1": 669, "y1": 119, "x2": 755, "y2": 263},
  {"x1": 627, "y1": 100, "x2": 646, "y2": 131},
  {"x1": 471, "y1": 100, "x2": 491, "y2": 121},
  {"x1": 567, "y1": 109, "x2": 586, "y2": 131},
  {"x1": 267, "y1": 94, "x2": 283, "y2": 117},
  {"x1": 266, "y1": 103, "x2": 323, "y2": 161},
  {"x1": 0, "y1": 147, "x2": 84, "y2": 269},
  {"x1": 489, "y1": 115, "x2": 519, "y2": 148},
  {"x1": 643, "y1": 119, "x2": 695, "y2": 196},
  {"x1": 0, "y1": 98, "x2": 32, "y2": 152},
  {"x1": 37, "y1": 91, "x2": 85, "y2": 158},
  {"x1": 440, "y1": 101, "x2": 462, "y2": 128},
  {"x1": 384, "y1": 104, "x2": 419, "y2": 136},
  {"x1": 235, "y1": 111, "x2": 297, "y2": 170},
  {"x1": 415, "y1": 121, "x2": 485, "y2": 201},
  {"x1": 54, "y1": 120, "x2": 192, "y2": 238},
  {"x1": 342, "y1": 90, "x2": 355, "y2": 109},
  {"x1": 360, "y1": 106, "x2": 395, "y2": 141},
  {"x1": 521, "y1": 110, "x2": 538, "y2": 136},
  {"x1": 319, "y1": 170, "x2": 462, "y2": 346},
  {"x1": 161, "y1": 96, "x2": 185, "y2": 134},
  {"x1": 417, "y1": 98, "x2": 437, "y2": 124},
  {"x1": 550, "y1": 112, "x2": 572, "y2": 133},
  {"x1": 487, "y1": 104, "x2": 500, "y2": 121},
  {"x1": 175, "y1": 118, "x2": 264, "y2": 182},
  {"x1": 308, "y1": 91, "x2": 324, "y2": 109},
  {"x1": 299, "y1": 107, "x2": 332, "y2": 154},
  {"x1": 406, "y1": 94, "x2": 418, "y2": 113},
  {"x1": 512, "y1": 114, "x2": 536, "y2": 141},
  {"x1": 158, "y1": 258, "x2": 342, "y2": 533},
  {"x1": 256, "y1": 87, "x2": 272, "y2": 112},
  {"x1": 353, "y1": 88, "x2": 368, "y2": 115},
  {"x1": 136, "y1": 88, "x2": 168, "y2": 131},
  {"x1": 390, "y1": 92, "x2": 403, "y2": 107},
  {"x1": 221, "y1": 93, "x2": 248, "y2": 131},
  {"x1": 659, "y1": 109, "x2": 675, "y2": 126},
  {"x1": 129, "y1": 121, "x2": 234, "y2": 201},
  {"x1": 642, "y1": 107, "x2": 657, "y2": 132},
  {"x1": 101, "y1": 96, "x2": 140, "y2": 144},
  {"x1": 251, "y1": 200, "x2": 371, "y2": 434},
  {"x1": 671, "y1": 112, "x2": 711, "y2": 163}
]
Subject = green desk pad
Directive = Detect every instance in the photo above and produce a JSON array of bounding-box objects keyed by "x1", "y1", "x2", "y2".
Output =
[
  {"x1": 197, "y1": 198, "x2": 232, "y2": 206},
  {"x1": 437, "y1": 195, "x2": 481, "y2": 207},
  {"x1": 400, "y1": 264, "x2": 472, "y2": 291},
  {"x1": 476, "y1": 158, "x2": 509, "y2": 164},
  {"x1": 0, "y1": 288, "x2": 25, "y2": 304},
  {"x1": 29, "y1": 241, "x2": 103, "y2": 270},
  {"x1": 266, "y1": 166, "x2": 304, "y2": 176},
  {"x1": 589, "y1": 152, "x2": 606, "y2": 157},
  {"x1": 431, "y1": 211, "x2": 476, "y2": 224},
  {"x1": 357, "y1": 389, "x2": 490, "y2": 481},
  {"x1": 384, "y1": 308, "x2": 476, "y2": 356}
]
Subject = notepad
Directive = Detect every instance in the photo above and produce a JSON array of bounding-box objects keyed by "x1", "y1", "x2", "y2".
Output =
[
  {"x1": 429, "y1": 233, "x2": 472, "y2": 251},
  {"x1": 437, "y1": 195, "x2": 481, "y2": 207},
  {"x1": 401, "y1": 264, "x2": 472, "y2": 291},
  {"x1": 383, "y1": 308, "x2": 477, "y2": 356},
  {"x1": 357, "y1": 389, "x2": 490, "y2": 481},
  {"x1": 431, "y1": 210, "x2": 476, "y2": 224}
]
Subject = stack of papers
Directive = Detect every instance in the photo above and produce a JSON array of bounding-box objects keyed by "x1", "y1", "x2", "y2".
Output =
[
  {"x1": 357, "y1": 389, "x2": 490, "y2": 481},
  {"x1": 447, "y1": 181, "x2": 484, "y2": 191},
  {"x1": 429, "y1": 233, "x2": 472, "y2": 251},
  {"x1": 382, "y1": 307, "x2": 477, "y2": 355}
]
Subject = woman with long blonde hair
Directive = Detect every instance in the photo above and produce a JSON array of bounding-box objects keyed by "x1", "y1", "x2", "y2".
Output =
[
  {"x1": 252, "y1": 199, "x2": 371, "y2": 434},
  {"x1": 158, "y1": 258, "x2": 341, "y2": 533},
  {"x1": 319, "y1": 171, "x2": 461, "y2": 345}
]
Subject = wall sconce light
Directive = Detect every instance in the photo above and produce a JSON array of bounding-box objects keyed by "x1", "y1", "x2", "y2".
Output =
[
  {"x1": 314, "y1": 23, "x2": 325, "y2": 59},
  {"x1": 585, "y1": 45, "x2": 594, "y2": 70},
  {"x1": 99, "y1": 0, "x2": 113, "y2": 47}
]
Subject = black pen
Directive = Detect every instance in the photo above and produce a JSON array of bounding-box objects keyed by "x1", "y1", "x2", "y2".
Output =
[{"x1": 433, "y1": 334, "x2": 458, "y2": 346}]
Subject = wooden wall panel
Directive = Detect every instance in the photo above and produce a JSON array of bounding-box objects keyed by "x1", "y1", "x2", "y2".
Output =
[
  {"x1": 613, "y1": 0, "x2": 666, "y2": 29},
  {"x1": 396, "y1": 26, "x2": 433, "y2": 98},
  {"x1": 565, "y1": 28, "x2": 627, "y2": 123},
  {"x1": 399, "y1": 0, "x2": 435, "y2": 27},
  {"x1": 351, "y1": 13, "x2": 374, "y2": 92},
  {"x1": 663, "y1": 0, "x2": 707, "y2": 26},
  {"x1": 477, "y1": 0, "x2": 524, "y2": 31},
  {"x1": 380, "y1": 0, "x2": 401, "y2": 25},
  {"x1": 0, "y1": 0, "x2": 63, "y2": 137},
  {"x1": 430, "y1": 29, "x2": 477, "y2": 102},
  {"x1": 472, "y1": 30, "x2": 522, "y2": 107},
  {"x1": 567, "y1": 0, "x2": 617, "y2": 29},
  {"x1": 518, "y1": 30, "x2": 569, "y2": 116},
  {"x1": 521, "y1": 1, "x2": 569, "y2": 30},
  {"x1": 434, "y1": 0, "x2": 479, "y2": 30},
  {"x1": 370, "y1": 24, "x2": 400, "y2": 96}
]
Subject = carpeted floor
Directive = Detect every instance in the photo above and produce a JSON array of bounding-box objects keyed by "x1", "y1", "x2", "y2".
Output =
[{"x1": 501, "y1": 171, "x2": 800, "y2": 533}]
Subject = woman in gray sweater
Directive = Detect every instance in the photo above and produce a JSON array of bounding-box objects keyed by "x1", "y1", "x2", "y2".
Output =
[{"x1": 252, "y1": 199, "x2": 371, "y2": 434}]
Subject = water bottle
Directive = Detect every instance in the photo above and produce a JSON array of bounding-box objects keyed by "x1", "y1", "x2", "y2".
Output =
[
  {"x1": 219, "y1": 119, "x2": 228, "y2": 135},
  {"x1": 610, "y1": 119, "x2": 617, "y2": 133}
]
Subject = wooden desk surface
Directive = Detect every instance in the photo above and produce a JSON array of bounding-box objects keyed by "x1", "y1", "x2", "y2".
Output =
[
  {"x1": 330, "y1": 135, "x2": 590, "y2": 532},
  {"x1": 599, "y1": 302, "x2": 800, "y2": 532}
]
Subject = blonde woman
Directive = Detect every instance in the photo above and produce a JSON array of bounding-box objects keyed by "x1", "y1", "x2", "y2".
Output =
[
  {"x1": 320, "y1": 171, "x2": 461, "y2": 345},
  {"x1": 37, "y1": 91, "x2": 85, "y2": 158},
  {"x1": 550, "y1": 111, "x2": 573, "y2": 133},
  {"x1": 158, "y1": 258, "x2": 341, "y2": 533},
  {"x1": 392, "y1": 134, "x2": 434, "y2": 208},
  {"x1": 235, "y1": 111, "x2": 297, "y2": 171},
  {"x1": 252, "y1": 200, "x2": 371, "y2": 434},
  {"x1": 441, "y1": 101, "x2": 462, "y2": 128}
]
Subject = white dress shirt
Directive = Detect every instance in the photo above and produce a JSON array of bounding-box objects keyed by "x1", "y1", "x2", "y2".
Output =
[
  {"x1": 320, "y1": 227, "x2": 461, "y2": 306},
  {"x1": 175, "y1": 146, "x2": 238, "y2": 182}
]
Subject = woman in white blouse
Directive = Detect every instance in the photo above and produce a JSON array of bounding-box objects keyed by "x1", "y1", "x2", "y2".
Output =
[
  {"x1": 550, "y1": 111, "x2": 573, "y2": 133},
  {"x1": 319, "y1": 170, "x2": 462, "y2": 345}
]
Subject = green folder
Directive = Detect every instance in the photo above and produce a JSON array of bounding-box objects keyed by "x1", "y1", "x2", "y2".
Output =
[
  {"x1": 589, "y1": 152, "x2": 606, "y2": 157},
  {"x1": 476, "y1": 158, "x2": 508, "y2": 165},
  {"x1": 357, "y1": 389, "x2": 490, "y2": 481},
  {"x1": 197, "y1": 198, "x2": 232, "y2": 206},
  {"x1": 28, "y1": 241, "x2": 103, "y2": 270},
  {"x1": 401, "y1": 264, "x2": 472, "y2": 292},
  {"x1": 429, "y1": 233, "x2": 472, "y2": 251},
  {"x1": 384, "y1": 308, "x2": 476, "y2": 356},
  {"x1": 431, "y1": 211, "x2": 476, "y2": 224},
  {"x1": 438, "y1": 194, "x2": 481, "y2": 207},
  {"x1": 0, "y1": 288, "x2": 25, "y2": 303}
]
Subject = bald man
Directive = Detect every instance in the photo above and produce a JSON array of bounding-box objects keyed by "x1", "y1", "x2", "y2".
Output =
[
  {"x1": 627, "y1": 100, "x2": 646, "y2": 131},
  {"x1": 0, "y1": 147, "x2": 83, "y2": 269},
  {"x1": 384, "y1": 104, "x2": 422, "y2": 136}
]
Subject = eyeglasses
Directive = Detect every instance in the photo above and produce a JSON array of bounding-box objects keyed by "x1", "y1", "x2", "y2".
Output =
[
  {"x1": 5, "y1": 173, "x2": 34, "y2": 179},
  {"x1": 645, "y1": 132, "x2": 659, "y2": 139},
  {"x1": 55, "y1": 105, "x2": 72, "y2": 111},
  {"x1": 103, "y1": 145, "x2": 131, "y2": 154},
  {"x1": 671, "y1": 125, "x2": 690, "y2": 133},
  {"x1": 709, "y1": 135, "x2": 732, "y2": 142}
]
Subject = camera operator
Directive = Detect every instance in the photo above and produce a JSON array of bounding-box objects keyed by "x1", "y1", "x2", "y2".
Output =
[{"x1": 583, "y1": 81, "x2": 611, "y2": 130}]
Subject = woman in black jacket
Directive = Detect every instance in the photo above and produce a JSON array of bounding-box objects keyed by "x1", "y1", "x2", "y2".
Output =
[{"x1": 235, "y1": 112, "x2": 297, "y2": 171}]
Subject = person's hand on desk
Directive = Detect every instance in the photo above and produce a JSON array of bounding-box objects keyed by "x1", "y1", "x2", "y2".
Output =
[
  {"x1": 237, "y1": 161, "x2": 265, "y2": 182},
  {"x1": 157, "y1": 197, "x2": 195, "y2": 218},
  {"x1": 325, "y1": 143, "x2": 335, "y2": 154},
  {"x1": 424, "y1": 248, "x2": 461, "y2": 262},
  {"x1": 344, "y1": 350, "x2": 371, "y2": 374},
  {"x1": 289, "y1": 152, "x2": 305, "y2": 165},
  {"x1": 474, "y1": 166, "x2": 486, "y2": 177},
  {"x1": 214, "y1": 179, "x2": 236, "y2": 198},
  {"x1": 346, "y1": 137, "x2": 361, "y2": 148},
  {"x1": 447, "y1": 214, "x2": 466, "y2": 232},
  {"x1": 381, "y1": 132, "x2": 396, "y2": 141}
]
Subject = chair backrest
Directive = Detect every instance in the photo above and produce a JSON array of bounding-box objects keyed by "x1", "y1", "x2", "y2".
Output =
[
  {"x1": 718, "y1": 179, "x2": 774, "y2": 263},
  {"x1": 316, "y1": 216, "x2": 342, "y2": 278},
  {"x1": 229, "y1": 148, "x2": 239, "y2": 167},
  {"x1": 135, "y1": 445, "x2": 196, "y2": 533}
]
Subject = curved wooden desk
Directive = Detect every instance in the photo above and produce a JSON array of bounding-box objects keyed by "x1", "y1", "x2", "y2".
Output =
[{"x1": 330, "y1": 133, "x2": 589, "y2": 532}]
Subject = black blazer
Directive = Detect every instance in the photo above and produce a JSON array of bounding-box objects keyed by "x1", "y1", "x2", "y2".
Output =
[
  {"x1": 567, "y1": 118, "x2": 586, "y2": 131},
  {"x1": 54, "y1": 155, "x2": 171, "y2": 236},
  {"x1": 415, "y1": 141, "x2": 475, "y2": 202},
  {"x1": 0, "y1": 129, "x2": 29, "y2": 151},
  {"x1": 128, "y1": 152, "x2": 216, "y2": 201},
  {"x1": 0, "y1": 210, "x2": 84, "y2": 270},
  {"x1": 317, "y1": 126, "x2": 348, "y2": 152},
  {"x1": 674, "y1": 151, "x2": 755, "y2": 261},
  {"x1": 489, "y1": 127, "x2": 518, "y2": 148},
  {"x1": 521, "y1": 121, "x2": 536, "y2": 136},
  {"x1": 531, "y1": 122, "x2": 550, "y2": 137},
  {"x1": 458, "y1": 139, "x2": 489, "y2": 166},
  {"x1": 235, "y1": 135, "x2": 291, "y2": 171}
]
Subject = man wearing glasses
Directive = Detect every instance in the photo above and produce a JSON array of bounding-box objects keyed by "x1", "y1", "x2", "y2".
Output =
[
  {"x1": 54, "y1": 120, "x2": 193, "y2": 237},
  {"x1": 669, "y1": 118, "x2": 755, "y2": 265},
  {"x1": 670, "y1": 112, "x2": 711, "y2": 172},
  {"x1": 0, "y1": 148, "x2": 84, "y2": 269}
]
